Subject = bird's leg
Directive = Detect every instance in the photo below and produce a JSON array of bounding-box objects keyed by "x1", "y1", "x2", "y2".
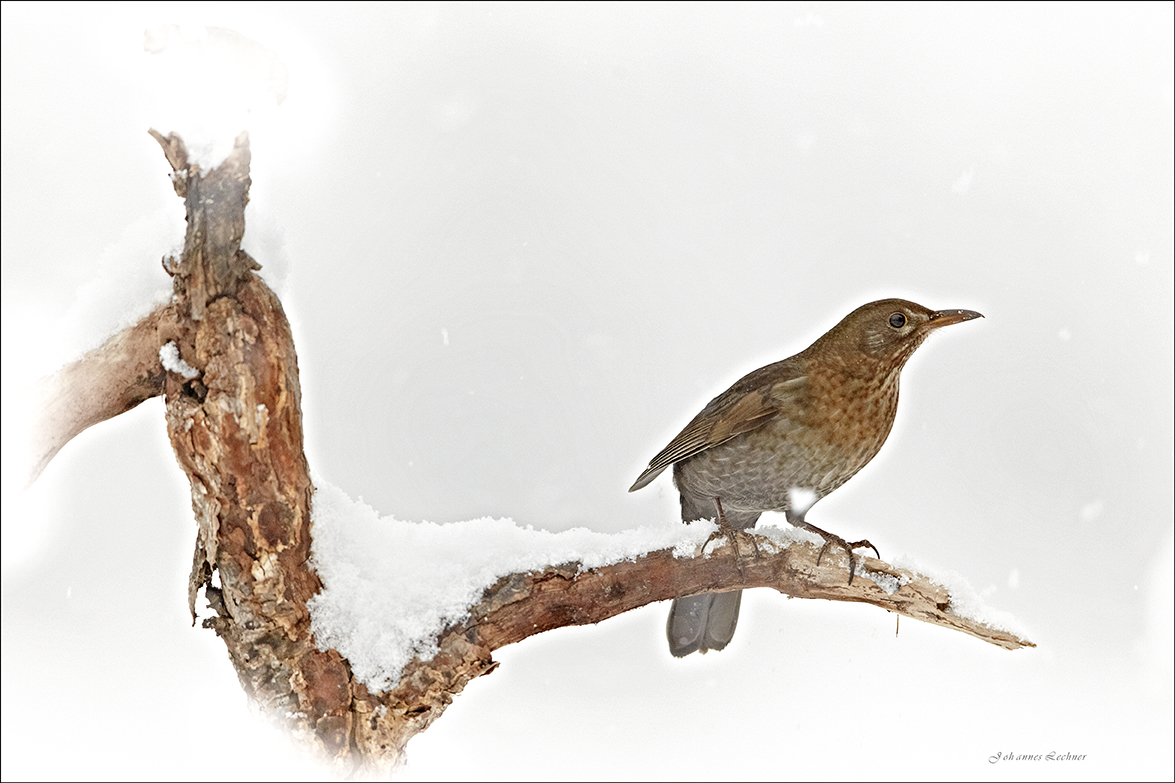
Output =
[
  {"x1": 786, "y1": 512, "x2": 879, "y2": 586},
  {"x1": 701, "y1": 498, "x2": 748, "y2": 577},
  {"x1": 716, "y1": 498, "x2": 763, "y2": 559}
]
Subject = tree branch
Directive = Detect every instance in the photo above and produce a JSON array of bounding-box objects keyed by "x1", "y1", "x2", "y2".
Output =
[
  {"x1": 352, "y1": 529, "x2": 1030, "y2": 772},
  {"x1": 463, "y1": 533, "x2": 1031, "y2": 653},
  {"x1": 25, "y1": 302, "x2": 180, "y2": 487}
]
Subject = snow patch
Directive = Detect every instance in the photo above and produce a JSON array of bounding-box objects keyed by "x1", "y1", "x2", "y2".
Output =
[
  {"x1": 890, "y1": 554, "x2": 1031, "y2": 640},
  {"x1": 159, "y1": 341, "x2": 198, "y2": 379},
  {"x1": 864, "y1": 569, "x2": 907, "y2": 595},
  {"x1": 307, "y1": 478, "x2": 704, "y2": 691}
]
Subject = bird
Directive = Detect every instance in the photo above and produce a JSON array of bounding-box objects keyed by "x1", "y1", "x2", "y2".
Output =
[{"x1": 629, "y1": 298, "x2": 982, "y2": 657}]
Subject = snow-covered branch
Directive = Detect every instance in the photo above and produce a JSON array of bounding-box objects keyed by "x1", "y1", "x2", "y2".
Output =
[
  {"x1": 323, "y1": 520, "x2": 1031, "y2": 772},
  {"x1": 21, "y1": 127, "x2": 1031, "y2": 776},
  {"x1": 461, "y1": 535, "x2": 1032, "y2": 654}
]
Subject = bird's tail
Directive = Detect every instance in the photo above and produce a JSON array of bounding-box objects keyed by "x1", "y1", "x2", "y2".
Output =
[{"x1": 667, "y1": 590, "x2": 743, "y2": 657}]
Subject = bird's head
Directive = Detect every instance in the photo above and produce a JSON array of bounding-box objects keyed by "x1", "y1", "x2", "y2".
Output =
[{"x1": 810, "y1": 298, "x2": 983, "y2": 376}]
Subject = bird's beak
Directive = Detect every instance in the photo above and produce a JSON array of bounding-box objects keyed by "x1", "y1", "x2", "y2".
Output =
[{"x1": 927, "y1": 309, "x2": 984, "y2": 329}]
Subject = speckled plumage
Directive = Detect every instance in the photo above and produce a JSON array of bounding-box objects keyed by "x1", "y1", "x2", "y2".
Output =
[{"x1": 630, "y1": 298, "x2": 983, "y2": 657}]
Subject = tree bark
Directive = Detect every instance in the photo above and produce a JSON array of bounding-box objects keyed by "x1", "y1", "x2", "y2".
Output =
[
  {"x1": 22, "y1": 130, "x2": 1033, "y2": 776},
  {"x1": 147, "y1": 130, "x2": 360, "y2": 766}
]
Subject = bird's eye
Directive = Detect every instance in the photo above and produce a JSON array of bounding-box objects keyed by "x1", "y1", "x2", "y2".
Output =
[{"x1": 888, "y1": 312, "x2": 907, "y2": 329}]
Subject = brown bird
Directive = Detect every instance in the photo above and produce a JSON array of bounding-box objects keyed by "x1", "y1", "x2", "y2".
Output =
[{"x1": 629, "y1": 298, "x2": 982, "y2": 657}]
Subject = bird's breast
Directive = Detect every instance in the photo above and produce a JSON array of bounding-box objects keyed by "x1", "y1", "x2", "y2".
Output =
[{"x1": 674, "y1": 370, "x2": 900, "y2": 513}]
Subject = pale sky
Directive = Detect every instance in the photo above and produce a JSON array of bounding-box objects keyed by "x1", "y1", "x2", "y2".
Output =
[{"x1": 2, "y1": 2, "x2": 1172, "y2": 779}]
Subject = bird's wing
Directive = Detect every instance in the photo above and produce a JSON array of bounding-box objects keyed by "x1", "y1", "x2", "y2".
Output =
[{"x1": 628, "y1": 361, "x2": 808, "y2": 492}]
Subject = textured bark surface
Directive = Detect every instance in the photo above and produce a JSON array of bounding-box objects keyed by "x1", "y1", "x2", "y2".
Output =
[
  {"x1": 463, "y1": 535, "x2": 1031, "y2": 653},
  {"x1": 22, "y1": 130, "x2": 1032, "y2": 777},
  {"x1": 150, "y1": 131, "x2": 358, "y2": 766}
]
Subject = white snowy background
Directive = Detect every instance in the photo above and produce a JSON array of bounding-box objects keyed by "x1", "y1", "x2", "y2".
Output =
[{"x1": 3, "y1": 2, "x2": 1172, "y2": 780}]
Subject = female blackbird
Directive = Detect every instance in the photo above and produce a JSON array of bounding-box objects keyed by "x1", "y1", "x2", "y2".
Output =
[{"x1": 629, "y1": 298, "x2": 982, "y2": 657}]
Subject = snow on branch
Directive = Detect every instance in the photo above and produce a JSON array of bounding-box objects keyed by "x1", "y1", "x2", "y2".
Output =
[
  {"x1": 463, "y1": 536, "x2": 1033, "y2": 654},
  {"x1": 309, "y1": 480, "x2": 1031, "y2": 697},
  {"x1": 322, "y1": 497, "x2": 1032, "y2": 772}
]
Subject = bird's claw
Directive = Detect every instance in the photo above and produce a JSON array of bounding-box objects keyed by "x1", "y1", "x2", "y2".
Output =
[
  {"x1": 701, "y1": 523, "x2": 760, "y2": 581},
  {"x1": 702, "y1": 527, "x2": 749, "y2": 578},
  {"x1": 700, "y1": 528, "x2": 726, "y2": 557},
  {"x1": 849, "y1": 539, "x2": 881, "y2": 561},
  {"x1": 814, "y1": 535, "x2": 881, "y2": 586}
]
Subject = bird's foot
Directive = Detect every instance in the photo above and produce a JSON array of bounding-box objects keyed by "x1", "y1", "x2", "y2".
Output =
[
  {"x1": 699, "y1": 498, "x2": 759, "y2": 578},
  {"x1": 816, "y1": 534, "x2": 856, "y2": 584},
  {"x1": 795, "y1": 521, "x2": 880, "y2": 585},
  {"x1": 702, "y1": 526, "x2": 749, "y2": 578},
  {"x1": 700, "y1": 527, "x2": 726, "y2": 557}
]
